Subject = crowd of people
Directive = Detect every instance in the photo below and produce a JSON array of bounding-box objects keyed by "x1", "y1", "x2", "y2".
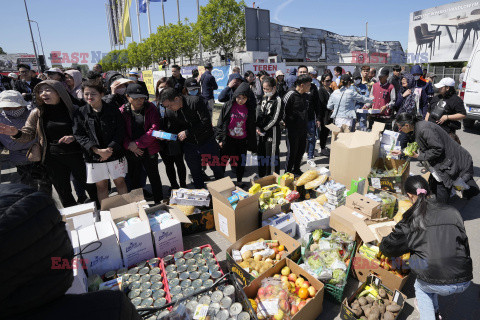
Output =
[{"x1": 0, "y1": 62, "x2": 478, "y2": 208}]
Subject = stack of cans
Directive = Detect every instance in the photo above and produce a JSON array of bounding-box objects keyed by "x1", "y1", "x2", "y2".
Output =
[{"x1": 122, "y1": 258, "x2": 167, "y2": 310}]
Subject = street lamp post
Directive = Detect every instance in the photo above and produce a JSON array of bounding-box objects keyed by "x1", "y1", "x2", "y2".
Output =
[
  {"x1": 28, "y1": 19, "x2": 46, "y2": 67},
  {"x1": 23, "y1": 0, "x2": 41, "y2": 72}
]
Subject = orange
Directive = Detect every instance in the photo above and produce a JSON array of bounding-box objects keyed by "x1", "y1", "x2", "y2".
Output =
[
  {"x1": 298, "y1": 287, "x2": 309, "y2": 300},
  {"x1": 278, "y1": 245, "x2": 285, "y2": 252}
]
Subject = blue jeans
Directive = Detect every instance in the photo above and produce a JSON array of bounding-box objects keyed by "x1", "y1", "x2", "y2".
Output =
[
  {"x1": 183, "y1": 137, "x2": 224, "y2": 188},
  {"x1": 357, "y1": 113, "x2": 368, "y2": 131},
  {"x1": 414, "y1": 279, "x2": 470, "y2": 319},
  {"x1": 306, "y1": 120, "x2": 316, "y2": 159}
]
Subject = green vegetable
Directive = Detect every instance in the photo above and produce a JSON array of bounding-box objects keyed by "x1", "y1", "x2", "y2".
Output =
[
  {"x1": 403, "y1": 142, "x2": 419, "y2": 157},
  {"x1": 329, "y1": 269, "x2": 346, "y2": 284},
  {"x1": 312, "y1": 229, "x2": 323, "y2": 242}
]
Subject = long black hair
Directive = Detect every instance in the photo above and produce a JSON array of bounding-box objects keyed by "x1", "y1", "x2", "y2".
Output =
[
  {"x1": 396, "y1": 112, "x2": 422, "y2": 127},
  {"x1": 442, "y1": 86, "x2": 457, "y2": 99},
  {"x1": 402, "y1": 175, "x2": 431, "y2": 231}
]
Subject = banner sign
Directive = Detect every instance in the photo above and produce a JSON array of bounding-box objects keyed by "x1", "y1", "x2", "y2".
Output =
[
  {"x1": 243, "y1": 63, "x2": 286, "y2": 77},
  {"x1": 142, "y1": 70, "x2": 155, "y2": 95},
  {"x1": 212, "y1": 66, "x2": 231, "y2": 100}
]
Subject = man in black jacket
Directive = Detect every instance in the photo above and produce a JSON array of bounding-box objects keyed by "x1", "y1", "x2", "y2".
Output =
[
  {"x1": 13, "y1": 64, "x2": 42, "y2": 101},
  {"x1": 161, "y1": 87, "x2": 224, "y2": 188},
  {"x1": 169, "y1": 64, "x2": 186, "y2": 93},
  {"x1": 0, "y1": 184, "x2": 141, "y2": 320},
  {"x1": 283, "y1": 74, "x2": 312, "y2": 175},
  {"x1": 200, "y1": 63, "x2": 218, "y2": 115}
]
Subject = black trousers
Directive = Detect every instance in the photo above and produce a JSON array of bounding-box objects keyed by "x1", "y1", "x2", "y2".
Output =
[
  {"x1": 159, "y1": 150, "x2": 187, "y2": 189},
  {"x1": 126, "y1": 151, "x2": 163, "y2": 203},
  {"x1": 318, "y1": 124, "x2": 330, "y2": 149},
  {"x1": 221, "y1": 136, "x2": 248, "y2": 183},
  {"x1": 258, "y1": 126, "x2": 281, "y2": 177},
  {"x1": 286, "y1": 127, "x2": 307, "y2": 173},
  {"x1": 428, "y1": 174, "x2": 451, "y2": 204},
  {"x1": 45, "y1": 153, "x2": 97, "y2": 208}
]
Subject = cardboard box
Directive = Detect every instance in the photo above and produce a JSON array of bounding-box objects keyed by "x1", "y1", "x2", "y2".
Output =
[
  {"x1": 109, "y1": 202, "x2": 155, "y2": 267},
  {"x1": 66, "y1": 230, "x2": 88, "y2": 294},
  {"x1": 346, "y1": 193, "x2": 382, "y2": 219},
  {"x1": 368, "y1": 158, "x2": 410, "y2": 194},
  {"x1": 226, "y1": 226, "x2": 301, "y2": 286},
  {"x1": 142, "y1": 204, "x2": 191, "y2": 258},
  {"x1": 170, "y1": 188, "x2": 210, "y2": 207},
  {"x1": 329, "y1": 122, "x2": 385, "y2": 191},
  {"x1": 243, "y1": 258, "x2": 324, "y2": 320},
  {"x1": 181, "y1": 209, "x2": 215, "y2": 235},
  {"x1": 66, "y1": 212, "x2": 96, "y2": 231},
  {"x1": 100, "y1": 188, "x2": 145, "y2": 211},
  {"x1": 60, "y1": 202, "x2": 96, "y2": 223},
  {"x1": 77, "y1": 221, "x2": 123, "y2": 276},
  {"x1": 252, "y1": 173, "x2": 294, "y2": 220},
  {"x1": 207, "y1": 177, "x2": 261, "y2": 243},
  {"x1": 340, "y1": 275, "x2": 406, "y2": 320},
  {"x1": 261, "y1": 212, "x2": 297, "y2": 238}
]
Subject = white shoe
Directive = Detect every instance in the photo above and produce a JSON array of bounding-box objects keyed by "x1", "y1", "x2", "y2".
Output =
[{"x1": 307, "y1": 159, "x2": 316, "y2": 168}]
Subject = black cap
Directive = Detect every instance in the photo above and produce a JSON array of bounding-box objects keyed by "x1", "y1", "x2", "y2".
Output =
[
  {"x1": 393, "y1": 65, "x2": 401, "y2": 71},
  {"x1": 125, "y1": 83, "x2": 148, "y2": 99},
  {"x1": 379, "y1": 68, "x2": 390, "y2": 77},
  {"x1": 204, "y1": 62, "x2": 213, "y2": 69},
  {"x1": 353, "y1": 70, "x2": 362, "y2": 80},
  {"x1": 185, "y1": 77, "x2": 200, "y2": 90},
  {"x1": 340, "y1": 74, "x2": 352, "y2": 82}
]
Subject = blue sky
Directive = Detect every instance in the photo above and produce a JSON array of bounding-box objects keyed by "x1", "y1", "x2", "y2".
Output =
[{"x1": 0, "y1": 0, "x2": 457, "y2": 67}]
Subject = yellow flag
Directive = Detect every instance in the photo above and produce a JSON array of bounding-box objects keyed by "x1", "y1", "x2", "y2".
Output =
[{"x1": 121, "y1": 0, "x2": 132, "y2": 41}]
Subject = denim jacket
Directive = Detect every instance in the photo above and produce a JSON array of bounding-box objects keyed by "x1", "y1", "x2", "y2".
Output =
[
  {"x1": 352, "y1": 83, "x2": 370, "y2": 109},
  {"x1": 327, "y1": 86, "x2": 373, "y2": 119}
]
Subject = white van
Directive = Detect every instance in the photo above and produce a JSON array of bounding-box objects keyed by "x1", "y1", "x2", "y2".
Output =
[{"x1": 462, "y1": 40, "x2": 480, "y2": 129}]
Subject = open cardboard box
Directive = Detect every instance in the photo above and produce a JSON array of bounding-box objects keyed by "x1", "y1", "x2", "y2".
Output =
[
  {"x1": 341, "y1": 274, "x2": 406, "y2": 320},
  {"x1": 140, "y1": 204, "x2": 191, "y2": 258},
  {"x1": 207, "y1": 177, "x2": 261, "y2": 243},
  {"x1": 243, "y1": 258, "x2": 324, "y2": 320},
  {"x1": 329, "y1": 122, "x2": 385, "y2": 193},
  {"x1": 60, "y1": 202, "x2": 97, "y2": 223},
  {"x1": 227, "y1": 225, "x2": 301, "y2": 286},
  {"x1": 251, "y1": 173, "x2": 294, "y2": 220},
  {"x1": 368, "y1": 158, "x2": 410, "y2": 194},
  {"x1": 100, "y1": 188, "x2": 145, "y2": 211}
]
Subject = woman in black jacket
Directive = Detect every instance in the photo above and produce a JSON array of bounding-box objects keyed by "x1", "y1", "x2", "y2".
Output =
[
  {"x1": 380, "y1": 176, "x2": 472, "y2": 320},
  {"x1": 73, "y1": 80, "x2": 128, "y2": 202},
  {"x1": 256, "y1": 76, "x2": 284, "y2": 177},
  {"x1": 216, "y1": 82, "x2": 256, "y2": 186},
  {"x1": 393, "y1": 113, "x2": 479, "y2": 203},
  {"x1": 317, "y1": 73, "x2": 334, "y2": 156}
]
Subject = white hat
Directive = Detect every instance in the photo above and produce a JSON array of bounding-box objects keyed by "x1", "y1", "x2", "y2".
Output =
[
  {"x1": 0, "y1": 90, "x2": 28, "y2": 109},
  {"x1": 307, "y1": 66, "x2": 317, "y2": 75},
  {"x1": 275, "y1": 70, "x2": 284, "y2": 77},
  {"x1": 8, "y1": 73, "x2": 18, "y2": 80},
  {"x1": 434, "y1": 77, "x2": 456, "y2": 88},
  {"x1": 129, "y1": 69, "x2": 139, "y2": 75},
  {"x1": 46, "y1": 67, "x2": 63, "y2": 74}
]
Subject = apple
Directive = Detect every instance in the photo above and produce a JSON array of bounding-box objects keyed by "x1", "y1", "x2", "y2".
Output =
[
  {"x1": 281, "y1": 266, "x2": 291, "y2": 276},
  {"x1": 276, "y1": 253, "x2": 281, "y2": 260},
  {"x1": 301, "y1": 281, "x2": 310, "y2": 289},
  {"x1": 273, "y1": 247, "x2": 279, "y2": 254},
  {"x1": 273, "y1": 274, "x2": 281, "y2": 279},
  {"x1": 288, "y1": 273, "x2": 297, "y2": 282},
  {"x1": 298, "y1": 301, "x2": 307, "y2": 310},
  {"x1": 307, "y1": 286, "x2": 316, "y2": 297},
  {"x1": 279, "y1": 290, "x2": 288, "y2": 300},
  {"x1": 257, "y1": 287, "x2": 266, "y2": 299},
  {"x1": 295, "y1": 277, "x2": 305, "y2": 288},
  {"x1": 281, "y1": 275, "x2": 288, "y2": 283},
  {"x1": 266, "y1": 285, "x2": 274, "y2": 296},
  {"x1": 274, "y1": 309, "x2": 284, "y2": 320},
  {"x1": 291, "y1": 305, "x2": 299, "y2": 316},
  {"x1": 279, "y1": 299, "x2": 289, "y2": 311}
]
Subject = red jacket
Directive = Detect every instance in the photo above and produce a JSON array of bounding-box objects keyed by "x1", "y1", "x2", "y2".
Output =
[{"x1": 120, "y1": 102, "x2": 162, "y2": 155}]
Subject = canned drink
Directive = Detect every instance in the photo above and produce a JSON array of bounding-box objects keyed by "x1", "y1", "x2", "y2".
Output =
[
  {"x1": 168, "y1": 278, "x2": 180, "y2": 288},
  {"x1": 166, "y1": 271, "x2": 178, "y2": 280},
  {"x1": 140, "y1": 274, "x2": 151, "y2": 283},
  {"x1": 140, "y1": 282, "x2": 152, "y2": 291},
  {"x1": 129, "y1": 274, "x2": 141, "y2": 282},
  {"x1": 207, "y1": 258, "x2": 217, "y2": 266},
  {"x1": 184, "y1": 252, "x2": 194, "y2": 260},
  {"x1": 170, "y1": 285, "x2": 182, "y2": 296},
  {"x1": 141, "y1": 297, "x2": 154, "y2": 307},
  {"x1": 215, "y1": 309, "x2": 230, "y2": 320},
  {"x1": 174, "y1": 252, "x2": 184, "y2": 260},
  {"x1": 172, "y1": 293, "x2": 183, "y2": 302},
  {"x1": 194, "y1": 253, "x2": 204, "y2": 261},
  {"x1": 198, "y1": 295, "x2": 211, "y2": 305},
  {"x1": 183, "y1": 286, "x2": 195, "y2": 297},
  {"x1": 203, "y1": 252, "x2": 214, "y2": 260},
  {"x1": 203, "y1": 279, "x2": 214, "y2": 288},
  {"x1": 229, "y1": 303, "x2": 242, "y2": 317},
  {"x1": 176, "y1": 264, "x2": 187, "y2": 273},
  {"x1": 150, "y1": 274, "x2": 163, "y2": 283},
  {"x1": 179, "y1": 272, "x2": 190, "y2": 281},
  {"x1": 197, "y1": 259, "x2": 207, "y2": 266},
  {"x1": 200, "y1": 272, "x2": 211, "y2": 282},
  {"x1": 208, "y1": 303, "x2": 221, "y2": 316},
  {"x1": 128, "y1": 281, "x2": 141, "y2": 290},
  {"x1": 163, "y1": 255, "x2": 174, "y2": 266},
  {"x1": 175, "y1": 258, "x2": 186, "y2": 266},
  {"x1": 136, "y1": 260, "x2": 149, "y2": 269},
  {"x1": 211, "y1": 290, "x2": 223, "y2": 303},
  {"x1": 131, "y1": 297, "x2": 142, "y2": 307},
  {"x1": 180, "y1": 279, "x2": 192, "y2": 288},
  {"x1": 148, "y1": 258, "x2": 160, "y2": 268},
  {"x1": 202, "y1": 247, "x2": 212, "y2": 255},
  {"x1": 117, "y1": 267, "x2": 128, "y2": 276},
  {"x1": 140, "y1": 289, "x2": 153, "y2": 299},
  {"x1": 199, "y1": 265, "x2": 209, "y2": 273},
  {"x1": 186, "y1": 258, "x2": 196, "y2": 266},
  {"x1": 223, "y1": 285, "x2": 235, "y2": 299},
  {"x1": 220, "y1": 296, "x2": 232, "y2": 309},
  {"x1": 128, "y1": 289, "x2": 141, "y2": 299},
  {"x1": 139, "y1": 267, "x2": 150, "y2": 276},
  {"x1": 104, "y1": 270, "x2": 116, "y2": 281},
  {"x1": 192, "y1": 279, "x2": 203, "y2": 288},
  {"x1": 128, "y1": 267, "x2": 140, "y2": 275},
  {"x1": 121, "y1": 273, "x2": 131, "y2": 282},
  {"x1": 209, "y1": 264, "x2": 220, "y2": 272},
  {"x1": 187, "y1": 265, "x2": 198, "y2": 273},
  {"x1": 186, "y1": 300, "x2": 199, "y2": 313},
  {"x1": 153, "y1": 298, "x2": 167, "y2": 308},
  {"x1": 157, "y1": 310, "x2": 170, "y2": 319},
  {"x1": 165, "y1": 264, "x2": 176, "y2": 273},
  {"x1": 151, "y1": 282, "x2": 164, "y2": 291},
  {"x1": 189, "y1": 271, "x2": 200, "y2": 280},
  {"x1": 191, "y1": 247, "x2": 201, "y2": 255},
  {"x1": 149, "y1": 267, "x2": 161, "y2": 275},
  {"x1": 237, "y1": 312, "x2": 251, "y2": 320},
  {"x1": 211, "y1": 271, "x2": 222, "y2": 279},
  {"x1": 196, "y1": 286, "x2": 206, "y2": 293},
  {"x1": 152, "y1": 289, "x2": 165, "y2": 300}
]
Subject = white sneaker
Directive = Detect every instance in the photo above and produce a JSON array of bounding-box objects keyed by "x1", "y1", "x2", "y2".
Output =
[{"x1": 307, "y1": 159, "x2": 316, "y2": 168}]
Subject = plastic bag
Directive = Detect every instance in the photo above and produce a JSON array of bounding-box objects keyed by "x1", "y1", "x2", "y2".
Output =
[
  {"x1": 296, "y1": 170, "x2": 318, "y2": 186},
  {"x1": 256, "y1": 278, "x2": 292, "y2": 320}
]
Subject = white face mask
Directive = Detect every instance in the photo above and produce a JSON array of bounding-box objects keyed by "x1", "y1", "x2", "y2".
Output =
[
  {"x1": 354, "y1": 79, "x2": 361, "y2": 85},
  {"x1": 116, "y1": 87, "x2": 126, "y2": 95},
  {"x1": 4, "y1": 107, "x2": 26, "y2": 118},
  {"x1": 414, "y1": 75, "x2": 421, "y2": 81},
  {"x1": 265, "y1": 91, "x2": 274, "y2": 97}
]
